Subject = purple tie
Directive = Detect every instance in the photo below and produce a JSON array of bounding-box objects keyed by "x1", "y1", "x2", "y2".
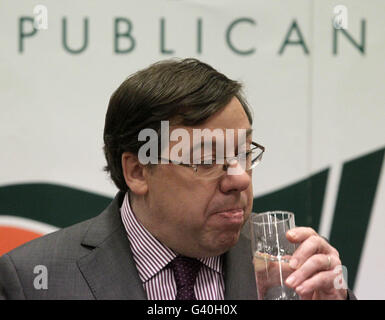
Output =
[{"x1": 169, "y1": 255, "x2": 202, "y2": 300}]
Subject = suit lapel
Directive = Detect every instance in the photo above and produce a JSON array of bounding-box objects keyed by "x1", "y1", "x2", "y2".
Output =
[
  {"x1": 77, "y1": 192, "x2": 146, "y2": 300},
  {"x1": 224, "y1": 233, "x2": 258, "y2": 300}
]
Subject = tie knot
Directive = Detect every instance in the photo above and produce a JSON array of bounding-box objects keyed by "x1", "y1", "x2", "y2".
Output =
[{"x1": 169, "y1": 255, "x2": 202, "y2": 300}]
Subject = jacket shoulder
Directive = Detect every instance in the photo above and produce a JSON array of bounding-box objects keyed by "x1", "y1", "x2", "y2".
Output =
[
  {"x1": 6, "y1": 216, "x2": 95, "y2": 262},
  {"x1": 0, "y1": 193, "x2": 124, "y2": 299}
]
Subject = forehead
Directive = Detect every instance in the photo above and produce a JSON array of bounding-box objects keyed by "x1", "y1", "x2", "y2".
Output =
[{"x1": 170, "y1": 97, "x2": 252, "y2": 139}]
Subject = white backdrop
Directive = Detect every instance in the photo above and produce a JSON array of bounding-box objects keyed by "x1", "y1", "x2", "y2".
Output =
[{"x1": 0, "y1": 0, "x2": 384, "y2": 299}]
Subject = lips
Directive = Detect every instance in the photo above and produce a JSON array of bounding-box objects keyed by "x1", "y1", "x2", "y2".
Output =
[{"x1": 215, "y1": 208, "x2": 244, "y2": 224}]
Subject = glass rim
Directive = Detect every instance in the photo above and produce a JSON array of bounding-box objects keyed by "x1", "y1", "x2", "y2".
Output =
[{"x1": 250, "y1": 211, "x2": 295, "y2": 225}]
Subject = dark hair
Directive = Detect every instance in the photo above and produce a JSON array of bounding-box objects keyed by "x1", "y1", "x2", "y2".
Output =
[{"x1": 103, "y1": 58, "x2": 253, "y2": 192}]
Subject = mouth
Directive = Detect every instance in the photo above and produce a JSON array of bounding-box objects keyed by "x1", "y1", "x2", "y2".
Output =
[{"x1": 214, "y1": 208, "x2": 245, "y2": 225}]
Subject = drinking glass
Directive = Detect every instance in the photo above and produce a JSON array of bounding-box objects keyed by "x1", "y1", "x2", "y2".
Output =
[{"x1": 250, "y1": 211, "x2": 299, "y2": 300}]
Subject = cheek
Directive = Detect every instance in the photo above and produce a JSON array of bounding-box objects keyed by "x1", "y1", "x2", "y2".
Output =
[
  {"x1": 180, "y1": 179, "x2": 217, "y2": 208},
  {"x1": 247, "y1": 192, "x2": 253, "y2": 211},
  {"x1": 246, "y1": 184, "x2": 253, "y2": 208},
  {"x1": 155, "y1": 186, "x2": 214, "y2": 227}
]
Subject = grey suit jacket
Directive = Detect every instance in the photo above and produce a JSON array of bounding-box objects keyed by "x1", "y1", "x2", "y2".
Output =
[{"x1": 0, "y1": 192, "x2": 258, "y2": 300}]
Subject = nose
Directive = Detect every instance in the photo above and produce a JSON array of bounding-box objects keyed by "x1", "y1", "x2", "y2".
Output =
[{"x1": 219, "y1": 163, "x2": 251, "y2": 194}]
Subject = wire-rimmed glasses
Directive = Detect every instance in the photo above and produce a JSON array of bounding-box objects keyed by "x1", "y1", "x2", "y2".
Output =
[{"x1": 157, "y1": 141, "x2": 265, "y2": 179}]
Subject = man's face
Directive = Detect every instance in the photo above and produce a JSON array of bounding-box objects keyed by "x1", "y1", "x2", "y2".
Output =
[{"x1": 138, "y1": 97, "x2": 253, "y2": 258}]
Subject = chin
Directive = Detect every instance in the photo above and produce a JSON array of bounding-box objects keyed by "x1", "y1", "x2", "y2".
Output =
[{"x1": 209, "y1": 231, "x2": 241, "y2": 256}]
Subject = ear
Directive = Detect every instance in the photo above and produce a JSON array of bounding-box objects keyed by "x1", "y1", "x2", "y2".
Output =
[{"x1": 121, "y1": 152, "x2": 149, "y2": 195}]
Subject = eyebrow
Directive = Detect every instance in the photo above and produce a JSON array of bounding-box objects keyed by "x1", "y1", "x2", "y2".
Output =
[{"x1": 190, "y1": 128, "x2": 253, "y2": 155}]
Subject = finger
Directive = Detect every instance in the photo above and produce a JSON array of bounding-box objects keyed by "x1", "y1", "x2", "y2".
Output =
[
  {"x1": 286, "y1": 227, "x2": 317, "y2": 243},
  {"x1": 289, "y1": 235, "x2": 335, "y2": 269},
  {"x1": 294, "y1": 270, "x2": 346, "y2": 300},
  {"x1": 285, "y1": 254, "x2": 339, "y2": 288}
]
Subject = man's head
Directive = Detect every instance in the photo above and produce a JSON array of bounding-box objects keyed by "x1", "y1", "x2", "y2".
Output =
[{"x1": 103, "y1": 58, "x2": 255, "y2": 258}]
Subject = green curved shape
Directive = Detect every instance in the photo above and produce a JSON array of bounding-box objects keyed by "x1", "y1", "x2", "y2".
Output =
[
  {"x1": 329, "y1": 147, "x2": 385, "y2": 289},
  {"x1": 0, "y1": 183, "x2": 113, "y2": 228}
]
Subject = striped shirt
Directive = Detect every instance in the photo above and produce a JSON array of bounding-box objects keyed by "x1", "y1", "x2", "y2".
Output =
[{"x1": 120, "y1": 192, "x2": 225, "y2": 300}]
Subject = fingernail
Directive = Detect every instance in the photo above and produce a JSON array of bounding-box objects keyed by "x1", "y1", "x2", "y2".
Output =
[
  {"x1": 287, "y1": 230, "x2": 295, "y2": 238},
  {"x1": 289, "y1": 258, "x2": 298, "y2": 269},
  {"x1": 286, "y1": 275, "x2": 295, "y2": 286}
]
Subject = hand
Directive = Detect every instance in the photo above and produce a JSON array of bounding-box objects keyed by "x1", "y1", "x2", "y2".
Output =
[{"x1": 284, "y1": 227, "x2": 348, "y2": 300}]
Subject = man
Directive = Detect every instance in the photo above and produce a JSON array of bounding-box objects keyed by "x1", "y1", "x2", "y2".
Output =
[{"x1": 0, "y1": 58, "x2": 354, "y2": 299}]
